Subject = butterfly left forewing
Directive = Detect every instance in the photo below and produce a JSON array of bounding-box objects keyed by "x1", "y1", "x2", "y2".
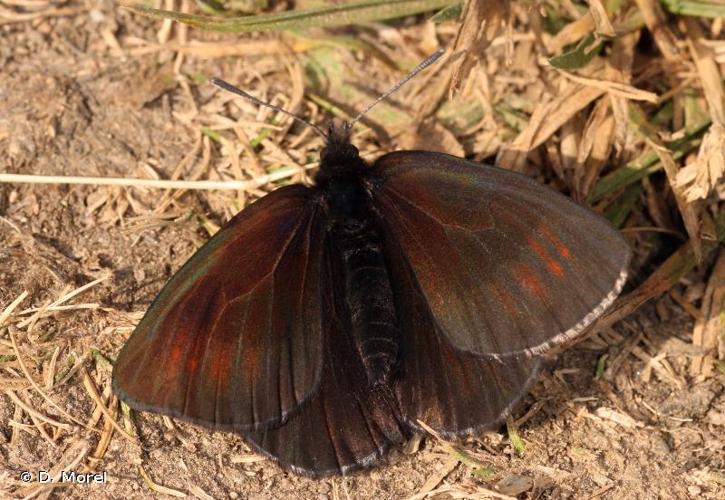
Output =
[
  {"x1": 112, "y1": 185, "x2": 325, "y2": 431},
  {"x1": 369, "y1": 151, "x2": 631, "y2": 358}
]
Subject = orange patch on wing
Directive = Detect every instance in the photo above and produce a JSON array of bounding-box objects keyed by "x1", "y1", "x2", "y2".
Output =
[
  {"x1": 527, "y1": 235, "x2": 564, "y2": 277},
  {"x1": 186, "y1": 352, "x2": 200, "y2": 372},
  {"x1": 512, "y1": 263, "x2": 545, "y2": 297},
  {"x1": 538, "y1": 225, "x2": 571, "y2": 259},
  {"x1": 169, "y1": 342, "x2": 185, "y2": 365}
]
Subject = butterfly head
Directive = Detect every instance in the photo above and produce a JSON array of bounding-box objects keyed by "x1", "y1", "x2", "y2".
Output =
[{"x1": 316, "y1": 121, "x2": 366, "y2": 182}]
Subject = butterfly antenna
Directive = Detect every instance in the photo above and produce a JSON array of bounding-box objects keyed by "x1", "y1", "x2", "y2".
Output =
[
  {"x1": 347, "y1": 49, "x2": 445, "y2": 130},
  {"x1": 211, "y1": 78, "x2": 328, "y2": 139}
]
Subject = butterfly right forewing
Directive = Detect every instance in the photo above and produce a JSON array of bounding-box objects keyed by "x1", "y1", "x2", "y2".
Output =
[{"x1": 369, "y1": 151, "x2": 630, "y2": 358}]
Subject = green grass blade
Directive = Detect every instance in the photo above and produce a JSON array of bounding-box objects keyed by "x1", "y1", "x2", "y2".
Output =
[
  {"x1": 507, "y1": 420, "x2": 526, "y2": 456},
  {"x1": 123, "y1": 0, "x2": 457, "y2": 33},
  {"x1": 430, "y1": 1, "x2": 462, "y2": 22},
  {"x1": 587, "y1": 118, "x2": 711, "y2": 203},
  {"x1": 605, "y1": 183, "x2": 641, "y2": 228},
  {"x1": 549, "y1": 34, "x2": 603, "y2": 70},
  {"x1": 660, "y1": 0, "x2": 725, "y2": 18}
]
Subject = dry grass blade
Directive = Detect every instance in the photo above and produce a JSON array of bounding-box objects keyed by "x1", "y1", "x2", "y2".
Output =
[
  {"x1": 674, "y1": 17, "x2": 725, "y2": 201},
  {"x1": 13, "y1": 276, "x2": 110, "y2": 327},
  {"x1": 497, "y1": 85, "x2": 605, "y2": 170},
  {"x1": 8, "y1": 328, "x2": 91, "y2": 429},
  {"x1": 683, "y1": 18, "x2": 725, "y2": 126},
  {"x1": 4, "y1": 389, "x2": 73, "y2": 431},
  {"x1": 80, "y1": 367, "x2": 135, "y2": 442},
  {"x1": 587, "y1": 0, "x2": 616, "y2": 37},
  {"x1": 689, "y1": 250, "x2": 725, "y2": 377},
  {"x1": 188, "y1": 484, "x2": 215, "y2": 500},
  {"x1": 648, "y1": 138, "x2": 703, "y2": 260},
  {"x1": 0, "y1": 291, "x2": 28, "y2": 326},
  {"x1": 554, "y1": 68, "x2": 659, "y2": 103},
  {"x1": 138, "y1": 465, "x2": 188, "y2": 497},
  {"x1": 449, "y1": 0, "x2": 510, "y2": 93},
  {"x1": 574, "y1": 98, "x2": 615, "y2": 197},
  {"x1": 633, "y1": 0, "x2": 680, "y2": 60},
  {"x1": 413, "y1": 421, "x2": 477, "y2": 467},
  {"x1": 596, "y1": 209, "x2": 725, "y2": 328},
  {"x1": 88, "y1": 395, "x2": 117, "y2": 465},
  {"x1": 549, "y1": 13, "x2": 594, "y2": 54},
  {"x1": 121, "y1": 0, "x2": 456, "y2": 33},
  {"x1": 0, "y1": 167, "x2": 314, "y2": 191},
  {"x1": 629, "y1": 104, "x2": 703, "y2": 260},
  {"x1": 415, "y1": 458, "x2": 459, "y2": 497}
]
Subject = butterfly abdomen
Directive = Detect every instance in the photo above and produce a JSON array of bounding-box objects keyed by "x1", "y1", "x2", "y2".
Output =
[{"x1": 325, "y1": 176, "x2": 399, "y2": 386}]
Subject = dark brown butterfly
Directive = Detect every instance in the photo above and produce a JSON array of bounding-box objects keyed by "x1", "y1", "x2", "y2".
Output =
[{"x1": 112, "y1": 54, "x2": 631, "y2": 477}]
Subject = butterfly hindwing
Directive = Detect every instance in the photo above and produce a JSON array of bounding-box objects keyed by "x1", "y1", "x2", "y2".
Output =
[
  {"x1": 370, "y1": 151, "x2": 631, "y2": 358},
  {"x1": 382, "y1": 228, "x2": 543, "y2": 435},
  {"x1": 244, "y1": 239, "x2": 408, "y2": 476},
  {"x1": 112, "y1": 185, "x2": 325, "y2": 431}
]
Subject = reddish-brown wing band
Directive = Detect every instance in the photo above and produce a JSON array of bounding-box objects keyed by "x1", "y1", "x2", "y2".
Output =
[
  {"x1": 112, "y1": 185, "x2": 325, "y2": 432},
  {"x1": 370, "y1": 151, "x2": 631, "y2": 358}
]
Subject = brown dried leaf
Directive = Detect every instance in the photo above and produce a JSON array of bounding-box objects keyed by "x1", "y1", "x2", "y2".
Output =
[
  {"x1": 676, "y1": 124, "x2": 725, "y2": 201},
  {"x1": 495, "y1": 474, "x2": 534, "y2": 496},
  {"x1": 397, "y1": 120, "x2": 465, "y2": 157}
]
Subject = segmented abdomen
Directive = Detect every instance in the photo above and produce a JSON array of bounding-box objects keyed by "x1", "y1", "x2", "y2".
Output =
[{"x1": 333, "y1": 221, "x2": 399, "y2": 385}]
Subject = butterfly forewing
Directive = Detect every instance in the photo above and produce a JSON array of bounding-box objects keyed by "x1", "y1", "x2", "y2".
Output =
[
  {"x1": 112, "y1": 185, "x2": 325, "y2": 431},
  {"x1": 370, "y1": 151, "x2": 631, "y2": 358}
]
